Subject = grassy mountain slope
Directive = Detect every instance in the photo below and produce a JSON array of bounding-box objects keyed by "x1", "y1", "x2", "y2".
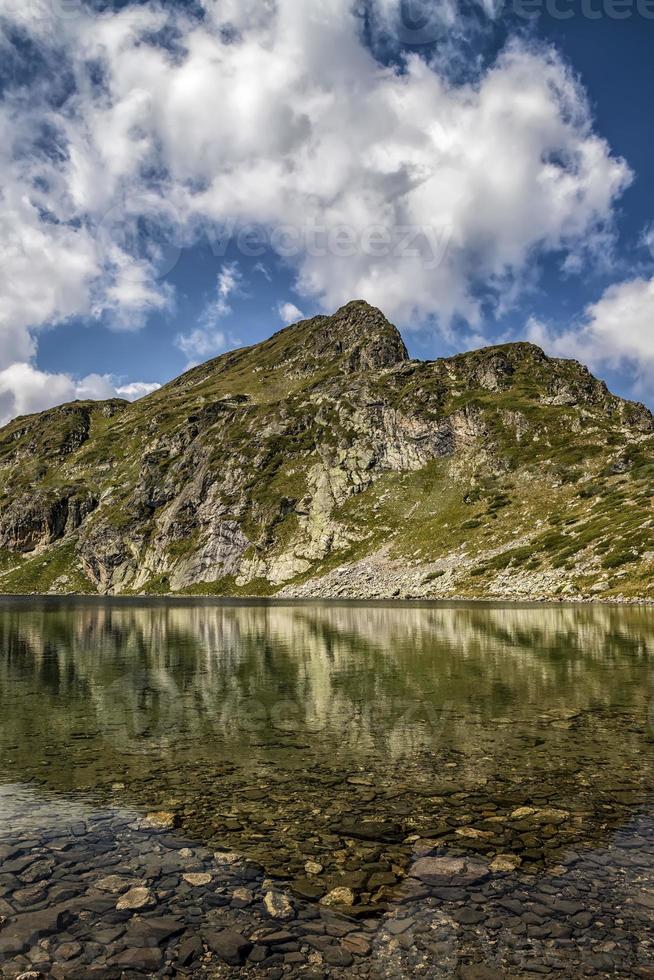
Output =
[{"x1": 0, "y1": 301, "x2": 652, "y2": 601}]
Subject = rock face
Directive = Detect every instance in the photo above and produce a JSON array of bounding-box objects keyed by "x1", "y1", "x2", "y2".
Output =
[{"x1": 0, "y1": 299, "x2": 652, "y2": 601}]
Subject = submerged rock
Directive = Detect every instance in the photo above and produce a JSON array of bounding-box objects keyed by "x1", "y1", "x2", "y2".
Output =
[
  {"x1": 115, "y1": 886, "x2": 155, "y2": 911},
  {"x1": 320, "y1": 887, "x2": 356, "y2": 908},
  {"x1": 410, "y1": 856, "x2": 489, "y2": 886},
  {"x1": 205, "y1": 928, "x2": 252, "y2": 966},
  {"x1": 264, "y1": 890, "x2": 295, "y2": 920},
  {"x1": 182, "y1": 872, "x2": 212, "y2": 887},
  {"x1": 142, "y1": 811, "x2": 178, "y2": 831},
  {"x1": 490, "y1": 854, "x2": 522, "y2": 873}
]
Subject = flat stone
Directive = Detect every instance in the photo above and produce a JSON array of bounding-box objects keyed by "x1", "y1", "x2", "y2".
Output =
[
  {"x1": 0, "y1": 933, "x2": 30, "y2": 956},
  {"x1": 19, "y1": 859, "x2": 55, "y2": 884},
  {"x1": 127, "y1": 915, "x2": 185, "y2": 945},
  {"x1": 410, "y1": 856, "x2": 489, "y2": 886},
  {"x1": 385, "y1": 918, "x2": 414, "y2": 936},
  {"x1": 292, "y1": 877, "x2": 327, "y2": 901},
  {"x1": 213, "y1": 851, "x2": 241, "y2": 866},
  {"x1": 490, "y1": 854, "x2": 522, "y2": 873},
  {"x1": 323, "y1": 946, "x2": 354, "y2": 968},
  {"x1": 455, "y1": 827, "x2": 493, "y2": 840},
  {"x1": 248, "y1": 945, "x2": 269, "y2": 964},
  {"x1": 177, "y1": 935, "x2": 203, "y2": 966},
  {"x1": 115, "y1": 886, "x2": 155, "y2": 911},
  {"x1": 205, "y1": 928, "x2": 252, "y2": 966},
  {"x1": 368, "y1": 871, "x2": 397, "y2": 890},
  {"x1": 331, "y1": 820, "x2": 404, "y2": 843},
  {"x1": 284, "y1": 951, "x2": 306, "y2": 964},
  {"x1": 455, "y1": 907, "x2": 487, "y2": 925},
  {"x1": 343, "y1": 934, "x2": 371, "y2": 956},
  {"x1": 259, "y1": 930, "x2": 296, "y2": 946},
  {"x1": 109, "y1": 947, "x2": 162, "y2": 971},
  {"x1": 0, "y1": 903, "x2": 74, "y2": 954},
  {"x1": 55, "y1": 941, "x2": 83, "y2": 961},
  {"x1": 533, "y1": 807, "x2": 569, "y2": 825},
  {"x1": 13, "y1": 885, "x2": 47, "y2": 907},
  {"x1": 95, "y1": 876, "x2": 132, "y2": 895},
  {"x1": 182, "y1": 872, "x2": 212, "y2": 887},
  {"x1": 305, "y1": 861, "x2": 324, "y2": 875}
]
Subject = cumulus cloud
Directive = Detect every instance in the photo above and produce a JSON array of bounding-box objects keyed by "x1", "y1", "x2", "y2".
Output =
[
  {"x1": 115, "y1": 381, "x2": 162, "y2": 400},
  {"x1": 278, "y1": 302, "x2": 305, "y2": 324},
  {"x1": 174, "y1": 328, "x2": 237, "y2": 363},
  {"x1": 526, "y1": 276, "x2": 654, "y2": 399},
  {"x1": 0, "y1": 0, "x2": 635, "y2": 420},
  {"x1": 0, "y1": 364, "x2": 159, "y2": 426}
]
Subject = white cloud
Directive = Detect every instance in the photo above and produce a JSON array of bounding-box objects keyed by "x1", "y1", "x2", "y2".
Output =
[
  {"x1": 174, "y1": 328, "x2": 236, "y2": 363},
  {"x1": 0, "y1": 0, "x2": 635, "y2": 421},
  {"x1": 254, "y1": 262, "x2": 272, "y2": 281},
  {"x1": 175, "y1": 262, "x2": 242, "y2": 363},
  {"x1": 115, "y1": 381, "x2": 161, "y2": 400},
  {"x1": 526, "y1": 276, "x2": 654, "y2": 400},
  {"x1": 278, "y1": 302, "x2": 305, "y2": 324},
  {"x1": 89, "y1": 7, "x2": 630, "y2": 325},
  {"x1": 200, "y1": 262, "x2": 243, "y2": 323},
  {"x1": 0, "y1": 364, "x2": 159, "y2": 426}
]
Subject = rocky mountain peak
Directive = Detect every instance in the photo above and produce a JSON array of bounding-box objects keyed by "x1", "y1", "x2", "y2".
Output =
[{"x1": 280, "y1": 300, "x2": 409, "y2": 372}]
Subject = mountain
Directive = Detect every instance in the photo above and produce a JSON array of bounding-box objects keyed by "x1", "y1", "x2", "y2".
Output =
[{"x1": 0, "y1": 300, "x2": 652, "y2": 601}]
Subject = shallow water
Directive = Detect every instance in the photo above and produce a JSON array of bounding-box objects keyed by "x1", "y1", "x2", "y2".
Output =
[{"x1": 0, "y1": 598, "x2": 653, "y2": 977}]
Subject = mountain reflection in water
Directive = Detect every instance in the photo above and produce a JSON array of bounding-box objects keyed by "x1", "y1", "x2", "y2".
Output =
[{"x1": 0, "y1": 600, "x2": 652, "y2": 781}]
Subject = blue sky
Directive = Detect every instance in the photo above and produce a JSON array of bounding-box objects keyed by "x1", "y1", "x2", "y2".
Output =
[{"x1": 1, "y1": 0, "x2": 654, "y2": 422}]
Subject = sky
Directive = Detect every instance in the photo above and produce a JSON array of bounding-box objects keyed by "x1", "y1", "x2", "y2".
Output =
[{"x1": 1, "y1": 0, "x2": 654, "y2": 424}]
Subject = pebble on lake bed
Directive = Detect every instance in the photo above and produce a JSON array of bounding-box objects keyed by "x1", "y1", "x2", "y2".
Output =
[
  {"x1": 510, "y1": 806, "x2": 537, "y2": 819},
  {"x1": 142, "y1": 811, "x2": 177, "y2": 831},
  {"x1": 263, "y1": 890, "x2": 295, "y2": 920},
  {"x1": 304, "y1": 860, "x2": 323, "y2": 875},
  {"x1": 320, "y1": 887, "x2": 355, "y2": 907},
  {"x1": 232, "y1": 886, "x2": 254, "y2": 906},
  {"x1": 115, "y1": 886, "x2": 155, "y2": 911},
  {"x1": 96, "y1": 875, "x2": 132, "y2": 894},
  {"x1": 182, "y1": 872, "x2": 212, "y2": 887},
  {"x1": 490, "y1": 854, "x2": 523, "y2": 872},
  {"x1": 214, "y1": 851, "x2": 240, "y2": 865}
]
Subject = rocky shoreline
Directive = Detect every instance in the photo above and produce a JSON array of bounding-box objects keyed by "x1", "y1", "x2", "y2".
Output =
[
  {"x1": 1, "y1": 798, "x2": 654, "y2": 979},
  {"x1": 1, "y1": 590, "x2": 653, "y2": 606}
]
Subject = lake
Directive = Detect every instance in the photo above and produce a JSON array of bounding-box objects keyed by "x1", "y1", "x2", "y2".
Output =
[{"x1": 0, "y1": 597, "x2": 653, "y2": 977}]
